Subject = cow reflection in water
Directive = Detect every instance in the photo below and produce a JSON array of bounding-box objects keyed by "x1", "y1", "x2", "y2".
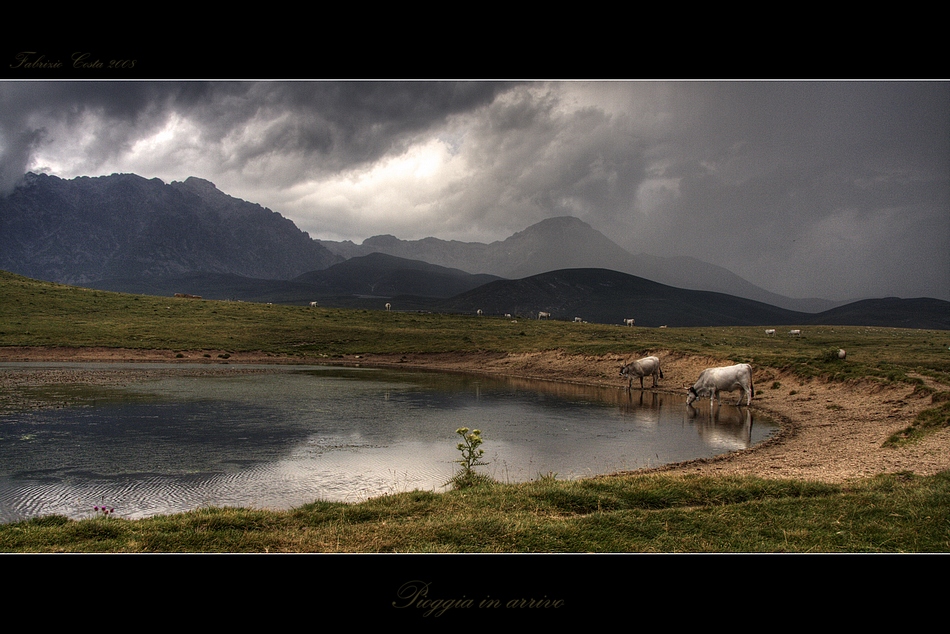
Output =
[
  {"x1": 619, "y1": 390, "x2": 669, "y2": 427},
  {"x1": 687, "y1": 402, "x2": 755, "y2": 451}
]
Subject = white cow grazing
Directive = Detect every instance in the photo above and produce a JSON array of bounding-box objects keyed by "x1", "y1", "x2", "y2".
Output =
[
  {"x1": 538, "y1": 311, "x2": 551, "y2": 320},
  {"x1": 789, "y1": 329, "x2": 801, "y2": 337},
  {"x1": 686, "y1": 363, "x2": 755, "y2": 407},
  {"x1": 624, "y1": 318, "x2": 636, "y2": 327},
  {"x1": 765, "y1": 329, "x2": 775, "y2": 336},
  {"x1": 620, "y1": 356, "x2": 664, "y2": 390},
  {"x1": 574, "y1": 317, "x2": 583, "y2": 323},
  {"x1": 385, "y1": 303, "x2": 392, "y2": 311},
  {"x1": 309, "y1": 301, "x2": 318, "y2": 308},
  {"x1": 477, "y1": 309, "x2": 483, "y2": 316}
]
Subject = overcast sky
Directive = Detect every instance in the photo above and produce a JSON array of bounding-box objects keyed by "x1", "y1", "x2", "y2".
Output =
[{"x1": 0, "y1": 80, "x2": 947, "y2": 302}]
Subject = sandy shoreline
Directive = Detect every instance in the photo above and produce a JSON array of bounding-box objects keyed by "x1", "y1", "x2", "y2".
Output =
[{"x1": 2, "y1": 346, "x2": 948, "y2": 484}]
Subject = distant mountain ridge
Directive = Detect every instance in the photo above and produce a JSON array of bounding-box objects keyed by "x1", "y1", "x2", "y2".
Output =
[
  {"x1": 292, "y1": 252, "x2": 502, "y2": 299},
  {"x1": 4, "y1": 172, "x2": 941, "y2": 329},
  {"x1": 72, "y1": 265, "x2": 950, "y2": 330},
  {"x1": 432, "y1": 268, "x2": 949, "y2": 329},
  {"x1": 318, "y1": 216, "x2": 841, "y2": 313},
  {"x1": 434, "y1": 268, "x2": 806, "y2": 327},
  {"x1": 87, "y1": 252, "x2": 504, "y2": 309},
  {"x1": 3, "y1": 172, "x2": 837, "y2": 311},
  {"x1": 0, "y1": 172, "x2": 341, "y2": 285}
]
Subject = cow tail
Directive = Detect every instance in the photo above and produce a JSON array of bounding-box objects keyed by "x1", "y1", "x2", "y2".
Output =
[
  {"x1": 659, "y1": 365, "x2": 664, "y2": 379},
  {"x1": 750, "y1": 373, "x2": 755, "y2": 399}
]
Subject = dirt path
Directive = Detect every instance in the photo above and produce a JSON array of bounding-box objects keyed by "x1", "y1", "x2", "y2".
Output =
[{"x1": 2, "y1": 346, "x2": 948, "y2": 484}]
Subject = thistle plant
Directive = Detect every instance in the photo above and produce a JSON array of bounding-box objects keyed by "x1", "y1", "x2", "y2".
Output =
[
  {"x1": 93, "y1": 495, "x2": 115, "y2": 518},
  {"x1": 449, "y1": 427, "x2": 491, "y2": 489}
]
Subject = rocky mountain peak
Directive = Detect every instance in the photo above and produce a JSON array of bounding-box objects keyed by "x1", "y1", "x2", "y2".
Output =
[{"x1": 0, "y1": 172, "x2": 341, "y2": 284}]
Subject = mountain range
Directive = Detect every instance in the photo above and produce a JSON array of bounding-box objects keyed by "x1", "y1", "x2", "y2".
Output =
[
  {"x1": 317, "y1": 216, "x2": 841, "y2": 313},
  {"x1": 2, "y1": 172, "x2": 946, "y2": 329}
]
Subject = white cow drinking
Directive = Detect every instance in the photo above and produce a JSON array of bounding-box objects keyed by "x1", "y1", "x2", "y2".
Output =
[{"x1": 686, "y1": 363, "x2": 755, "y2": 407}]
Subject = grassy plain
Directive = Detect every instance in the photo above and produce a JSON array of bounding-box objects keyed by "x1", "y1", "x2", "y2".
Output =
[
  {"x1": 3, "y1": 270, "x2": 948, "y2": 383},
  {"x1": 1, "y1": 270, "x2": 948, "y2": 552}
]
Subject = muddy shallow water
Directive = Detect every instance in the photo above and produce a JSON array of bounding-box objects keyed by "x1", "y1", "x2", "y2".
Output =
[{"x1": 0, "y1": 363, "x2": 777, "y2": 522}]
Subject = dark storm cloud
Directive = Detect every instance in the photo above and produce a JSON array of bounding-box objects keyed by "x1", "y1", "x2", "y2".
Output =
[
  {"x1": 0, "y1": 81, "x2": 219, "y2": 192},
  {"x1": 0, "y1": 81, "x2": 511, "y2": 193},
  {"x1": 170, "y1": 82, "x2": 511, "y2": 170}
]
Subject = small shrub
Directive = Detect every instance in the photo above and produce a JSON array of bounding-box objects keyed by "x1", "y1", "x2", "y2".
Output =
[{"x1": 448, "y1": 427, "x2": 491, "y2": 490}]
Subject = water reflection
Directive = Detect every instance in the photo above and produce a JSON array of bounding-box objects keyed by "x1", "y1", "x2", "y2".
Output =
[
  {"x1": 617, "y1": 391, "x2": 668, "y2": 427},
  {"x1": 687, "y1": 403, "x2": 756, "y2": 451},
  {"x1": 0, "y1": 363, "x2": 778, "y2": 522}
]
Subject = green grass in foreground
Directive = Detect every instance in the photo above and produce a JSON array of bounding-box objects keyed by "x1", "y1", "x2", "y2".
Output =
[{"x1": 2, "y1": 472, "x2": 947, "y2": 552}]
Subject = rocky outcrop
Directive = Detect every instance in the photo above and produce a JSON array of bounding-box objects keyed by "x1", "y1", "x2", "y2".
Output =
[{"x1": 0, "y1": 172, "x2": 341, "y2": 285}]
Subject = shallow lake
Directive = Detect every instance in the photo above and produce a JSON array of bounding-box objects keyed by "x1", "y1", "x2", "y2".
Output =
[{"x1": 0, "y1": 363, "x2": 777, "y2": 522}]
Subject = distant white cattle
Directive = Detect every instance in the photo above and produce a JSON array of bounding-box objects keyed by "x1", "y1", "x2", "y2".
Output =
[
  {"x1": 620, "y1": 356, "x2": 664, "y2": 390},
  {"x1": 765, "y1": 329, "x2": 775, "y2": 336},
  {"x1": 789, "y1": 329, "x2": 801, "y2": 337},
  {"x1": 477, "y1": 309, "x2": 484, "y2": 316},
  {"x1": 624, "y1": 318, "x2": 636, "y2": 327},
  {"x1": 686, "y1": 363, "x2": 755, "y2": 407},
  {"x1": 538, "y1": 311, "x2": 551, "y2": 320},
  {"x1": 574, "y1": 317, "x2": 583, "y2": 323},
  {"x1": 838, "y1": 349, "x2": 847, "y2": 359},
  {"x1": 385, "y1": 303, "x2": 392, "y2": 311},
  {"x1": 309, "y1": 301, "x2": 318, "y2": 308}
]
